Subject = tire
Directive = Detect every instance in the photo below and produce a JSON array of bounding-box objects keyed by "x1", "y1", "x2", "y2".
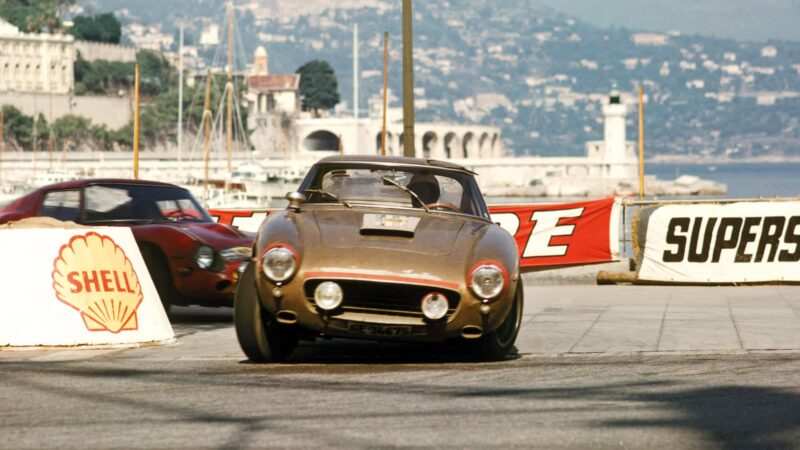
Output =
[
  {"x1": 234, "y1": 263, "x2": 299, "y2": 362},
  {"x1": 140, "y1": 245, "x2": 180, "y2": 314},
  {"x1": 471, "y1": 283, "x2": 524, "y2": 361}
]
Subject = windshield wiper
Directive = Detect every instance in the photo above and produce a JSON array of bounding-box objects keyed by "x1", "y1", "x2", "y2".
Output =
[
  {"x1": 304, "y1": 188, "x2": 352, "y2": 208},
  {"x1": 381, "y1": 176, "x2": 430, "y2": 213}
]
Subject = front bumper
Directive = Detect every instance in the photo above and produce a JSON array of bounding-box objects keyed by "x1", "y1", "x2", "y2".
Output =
[
  {"x1": 255, "y1": 270, "x2": 515, "y2": 342},
  {"x1": 173, "y1": 259, "x2": 248, "y2": 305}
]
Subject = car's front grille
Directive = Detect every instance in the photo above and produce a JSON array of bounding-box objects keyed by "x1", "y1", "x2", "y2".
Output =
[{"x1": 303, "y1": 279, "x2": 460, "y2": 319}]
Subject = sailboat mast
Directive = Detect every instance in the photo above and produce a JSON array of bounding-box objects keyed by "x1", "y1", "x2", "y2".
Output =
[
  {"x1": 133, "y1": 64, "x2": 140, "y2": 179},
  {"x1": 48, "y1": 92, "x2": 54, "y2": 169},
  {"x1": 178, "y1": 23, "x2": 184, "y2": 168},
  {"x1": 203, "y1": 69, "x2": 212, "y2": 199},
  {"x1": 225, "y1": 1, "x2": 234, "y2": 191}
]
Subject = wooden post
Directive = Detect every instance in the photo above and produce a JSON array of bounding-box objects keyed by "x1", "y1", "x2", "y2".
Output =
[
  {"x1": 203, "y1": 69, "x2": 212, "y2": 200},
  {"x1": 638, "y1": 86, "x2": 645, "y2": 199},
  {"x1": 402, "y1": 0, "x2": 416, "y2": 158},
  {"x1": 133, "y1": 63, "x2": 140, "y2": 179},
  {"x1": 381, "y1": 31, "x2": 389, "y2": 156}
]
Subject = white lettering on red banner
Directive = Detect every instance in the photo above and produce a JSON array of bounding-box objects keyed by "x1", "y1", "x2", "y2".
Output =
[{"x1": 209, "y1": 197, "x2": 620, "y2": 269}]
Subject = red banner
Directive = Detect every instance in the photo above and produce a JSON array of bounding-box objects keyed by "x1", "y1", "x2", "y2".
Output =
[
  {"x1": 209, "y1": 197, "x2": 620, "y2": 269},
  {"x1": 488, "y1": 197, "x2": 620, "y2": 268}
]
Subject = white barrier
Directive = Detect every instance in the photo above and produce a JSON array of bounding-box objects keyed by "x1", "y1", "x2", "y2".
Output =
[
  {"x1": 0, "y1": 227, "x2": 174, "y2": 347},
  {"x1": 637, "y1": 202, "x2": 800, "y2": 283}
]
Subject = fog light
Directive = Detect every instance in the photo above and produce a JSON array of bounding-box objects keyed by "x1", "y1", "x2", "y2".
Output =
[
  {"x1": 421, "y1": 292, "x2": 448, "y2": 320},
  {"x1": 314, "y1": 282, "x2": 343, "y2": 311}
]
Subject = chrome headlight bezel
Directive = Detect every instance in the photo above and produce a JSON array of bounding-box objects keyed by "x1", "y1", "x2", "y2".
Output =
[
  {"x1": 469, "y1": 263, "x2": 506, "y2": 300},
  {"x1": 194, "y1": 245, "x2": 215, "y2": 269},
  {"x1": 260, "y1": 245, "x2": 297, "y2": 283},
  {"x1": 220, "y1": 246, "x2": 252, "y2": 263}
]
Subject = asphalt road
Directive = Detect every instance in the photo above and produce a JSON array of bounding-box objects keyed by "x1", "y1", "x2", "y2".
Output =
[{"x1": 3, "y1": 285, "x2": 800, "y2": 449}]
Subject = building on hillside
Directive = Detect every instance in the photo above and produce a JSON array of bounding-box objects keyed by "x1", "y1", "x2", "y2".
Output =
[
  {"x1": 0, "y1": 18, "x2": 74, "y2": 94},
  {"x1": 245, "y1": 46, "x2": 300, "y2": 118},
  {"x1": 0, "y1": 18, "x2": 131, "y2": 130}
]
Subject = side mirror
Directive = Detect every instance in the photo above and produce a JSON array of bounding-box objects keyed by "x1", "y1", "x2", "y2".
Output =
[{"x1": 286, "y1": 192, "x2": 306, "y2": 211}]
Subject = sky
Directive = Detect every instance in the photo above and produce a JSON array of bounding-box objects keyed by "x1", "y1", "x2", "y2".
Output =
[{"x1": 536, "y1": 0, "x2": 800, "y2": 42}]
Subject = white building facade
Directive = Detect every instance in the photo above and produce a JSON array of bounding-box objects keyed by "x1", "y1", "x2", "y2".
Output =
[{"x1": 0, "y1": 19, "x2": 74, "y2": 95}]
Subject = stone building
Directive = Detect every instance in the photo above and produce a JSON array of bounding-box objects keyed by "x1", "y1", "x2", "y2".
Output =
[
  {"x1": 0, "y1": 18, "x2": 74, "y2": 94},
  {"x1": 0, "y1": 18, "x2": 131, "y2": 130},
  {"x1": 245, "y1": 46, "x2": 300, "y2": 119}
]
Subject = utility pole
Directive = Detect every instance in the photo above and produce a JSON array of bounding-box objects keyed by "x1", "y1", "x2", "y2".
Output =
[
  {"x1": 402, "y1": 0, "x2": 416, "y2": 157},
  {"x1": 353, "y1": 23, "x2": 359, "y2": 155},
  {"x1": 381, "y1": 31, "x2": 389, "y2": 156}
]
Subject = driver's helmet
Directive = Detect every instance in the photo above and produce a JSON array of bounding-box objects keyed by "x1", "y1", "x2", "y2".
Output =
[{"x1": 406, "y1": 174, "x2": 440, "y2": 206}]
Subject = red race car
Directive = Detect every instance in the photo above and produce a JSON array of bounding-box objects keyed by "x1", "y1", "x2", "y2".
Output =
[{"x1": 0, "y1": 179, "x2": 254, "y2": 310}]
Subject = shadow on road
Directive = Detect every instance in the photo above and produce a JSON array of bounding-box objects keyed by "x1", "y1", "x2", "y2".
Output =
[
  {"x1": 168, "y1": 306, "x2": 233, "y2": 324},
  {"x1": 4, "y1": 358, "x2": 800, "y2": 448},
  {"x1": 446, "y1": 380, "x2": 800, "y2": 449}
]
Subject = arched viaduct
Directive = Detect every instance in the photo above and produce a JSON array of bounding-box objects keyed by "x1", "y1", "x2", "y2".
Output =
[{"x1": 291, "y1": 118, "x2": 503, "y2": 161}]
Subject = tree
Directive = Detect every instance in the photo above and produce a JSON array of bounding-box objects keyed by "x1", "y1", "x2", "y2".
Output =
[
  {"x1": 0, "y1": 0, "x2": 74, "y2": 33},
  {"x1": 52, "y1": 115, "x2": 90, "y2": 151},
  {"x1": 296, "y1": 60, "x2": 340, "y2": 116},
  {"x1": 70, "y1": 13, "x2": 121, "y2": 44}
]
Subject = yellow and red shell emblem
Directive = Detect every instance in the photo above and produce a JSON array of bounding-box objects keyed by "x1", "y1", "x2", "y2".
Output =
[{"x1": 52, "y1": 232, "x2": 143, "y2": 333}]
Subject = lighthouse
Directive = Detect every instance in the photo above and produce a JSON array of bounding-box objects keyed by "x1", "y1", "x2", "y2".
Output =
[{"x1": 601, "y1": 85, "x2": 634, "y2": 178}]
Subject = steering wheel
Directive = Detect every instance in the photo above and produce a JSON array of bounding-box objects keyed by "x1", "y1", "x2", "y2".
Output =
[
  {"x1": 164, "y1": 210, "x2": 196, "y2": 221},
  {"x1": 425, "y1": 202, "x2": 460, "y2": 212}
]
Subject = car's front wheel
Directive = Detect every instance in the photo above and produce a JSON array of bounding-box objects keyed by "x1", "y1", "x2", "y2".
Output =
[
  {"x1": 470, "y1": 283, "x2": 524, "y2": 361},
  {"x1": 234, "y1": 263, "x2": 299, "y2": 363}
]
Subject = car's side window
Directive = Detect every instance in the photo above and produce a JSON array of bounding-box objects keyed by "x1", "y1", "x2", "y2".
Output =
[{"x1": 40, "y1": 190, "x2": 80, "y2": 222}]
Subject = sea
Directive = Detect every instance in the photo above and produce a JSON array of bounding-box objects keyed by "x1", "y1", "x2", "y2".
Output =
[
  {"x1": 487, "y1": 161, "x2": 799, "y2": 204},
  {"x1": 0, "y1": 162, "x2": 797, "y2": 211},
  {"x1": 648, "y1": 162, "x2": 800, "y2": 199}
]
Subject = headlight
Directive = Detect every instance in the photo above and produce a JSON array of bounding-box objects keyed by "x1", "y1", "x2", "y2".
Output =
[
  {"x1": 314, "y1": 281, "x2": 343, "y2": 311},
  {"x1": 261, "y1": 245, "x2": 297, "y2": 283},
  {"x1": 469, "y1": 263, "x2": 506, "y2": 299},
  {"x1": 421, "y1": 292, "x2": 448, "y2": 320},
  {"x1": 195, "y1": 246, "x2": 215, "y2": 269}
]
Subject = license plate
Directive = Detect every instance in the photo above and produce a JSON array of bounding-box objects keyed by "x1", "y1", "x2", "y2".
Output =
[{"x1": 348, "y1": 323, "x2": 413, "y2": 337}]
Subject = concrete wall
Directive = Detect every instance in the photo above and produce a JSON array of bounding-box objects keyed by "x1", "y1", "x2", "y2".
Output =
[
  {"x1": 0, "y1": 92, "x2": 132, "y2": 129},
  {"x1": 75, "y1": 41, "x2": 136, "y2": 63}
]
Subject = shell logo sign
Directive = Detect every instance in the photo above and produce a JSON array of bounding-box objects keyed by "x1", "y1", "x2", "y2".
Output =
[{"x1": 51, "y1": 232, "x2": 143, "y2": 333}]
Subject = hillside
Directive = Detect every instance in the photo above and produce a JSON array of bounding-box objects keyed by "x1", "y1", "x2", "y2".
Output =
[{"x1": 77, "y1": 0, "x2": 800, "y2": 158}]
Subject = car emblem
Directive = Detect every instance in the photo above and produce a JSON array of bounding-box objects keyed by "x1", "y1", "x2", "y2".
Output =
[
  {"x1": 51, "y1": 232, "x2": 143, "y2": 333},
  {"x1": 362, "y1": 214, "x2": 421, "y2": 233}
]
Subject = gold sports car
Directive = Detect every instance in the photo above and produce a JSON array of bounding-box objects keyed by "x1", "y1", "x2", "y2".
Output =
[{"x1": 234, "y1": 155, "x2": 523, "y2": 362}]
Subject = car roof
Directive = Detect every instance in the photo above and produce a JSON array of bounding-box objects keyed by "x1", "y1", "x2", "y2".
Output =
[
  {"x1": 34, "y1": 178, "x2": 181, "y2": 191},
  {"x1": 315, "y1": 155, "x2": 477, "y2": 175}
]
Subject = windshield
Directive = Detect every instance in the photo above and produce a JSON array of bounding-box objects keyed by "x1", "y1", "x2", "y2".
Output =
[
  {"x1": 83, "y1": 184, "x2": 212, "y2": 223},
  {"x1": 299, "y1": 164, "x2": 490, "y2": 219}
]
